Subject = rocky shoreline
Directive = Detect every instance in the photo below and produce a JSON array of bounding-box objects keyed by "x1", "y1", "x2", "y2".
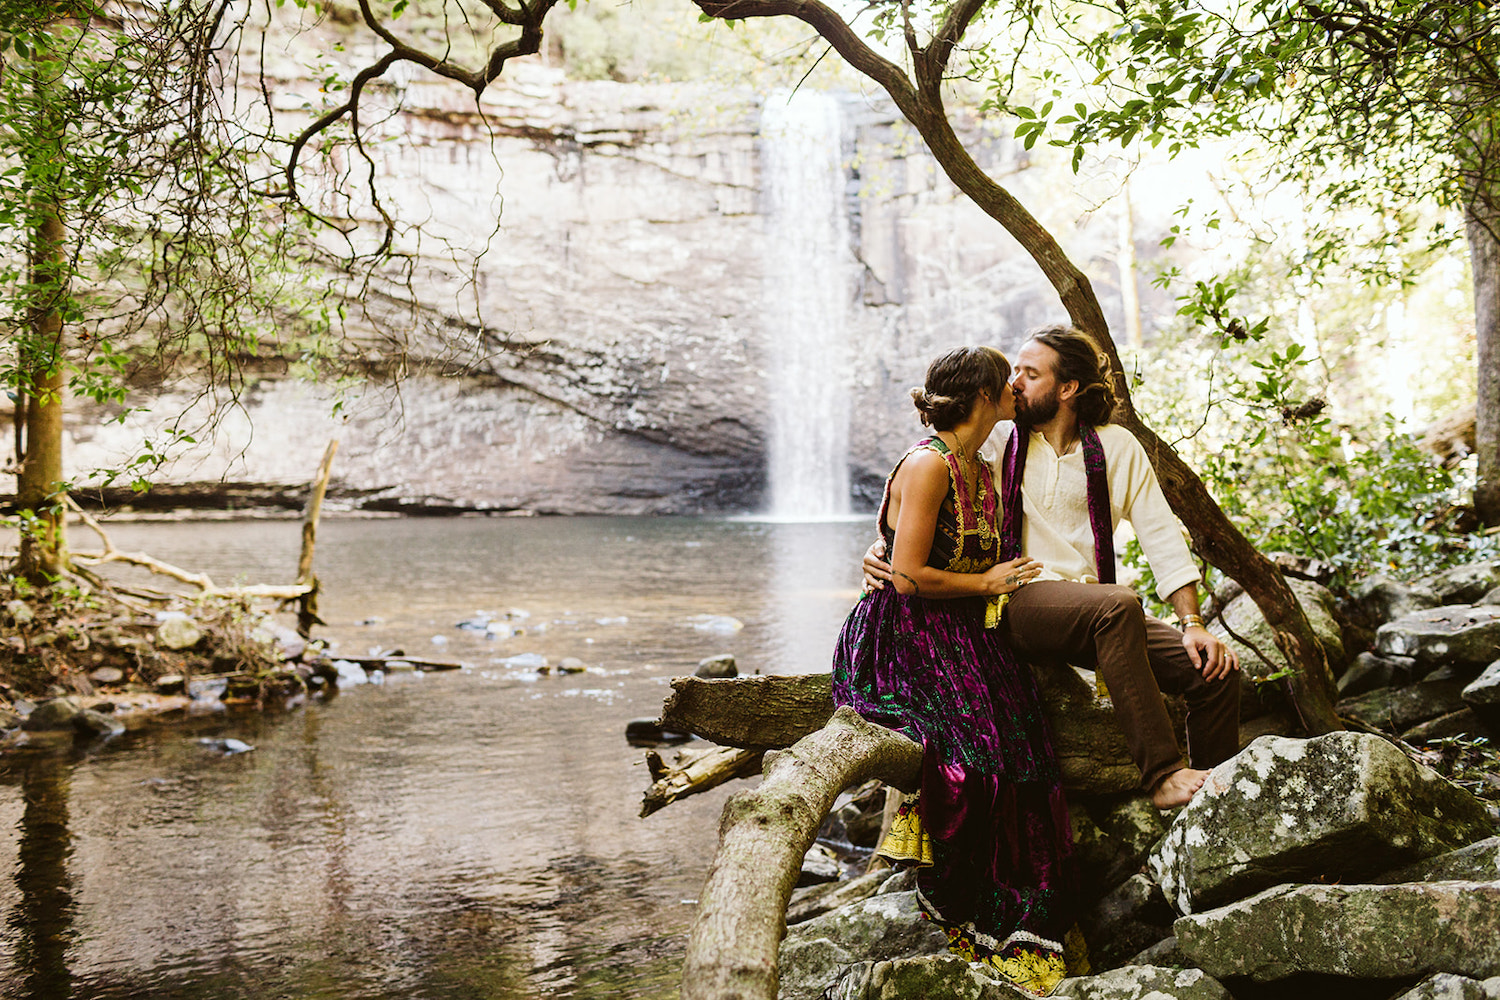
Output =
[{"x1": 757, "y1": 557, "x2": 1500, "y2": 1000}]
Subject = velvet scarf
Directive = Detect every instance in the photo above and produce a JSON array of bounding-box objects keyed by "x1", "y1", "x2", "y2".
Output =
[{"x1": 999, "y1": 425, "x2": 1115, "y2": 584}]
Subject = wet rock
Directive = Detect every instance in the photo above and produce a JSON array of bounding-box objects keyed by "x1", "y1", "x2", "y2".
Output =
[
  {"x1": 1421, "y1": 560, "x2": 1500, "y2": 606},
  {"x1": 1053, "y1": 965, "x2": 1232, "y2": 999},
  {"x1": 1079, "y1": 873, "x2": 1175, "y2": 970},
  {"x1": 153, "y1": 674, "x2": 185, "y2": 696},
  {"x1": 1347, "y1": 575, "x2": 1441, "y2": 628},
  {"x1": 188, "y1": 676, "x2": 230, "y2": 701},
  {"x1": 557, "y1": 657, "x2": 586, "y2": 673},
  {"x1": 1376, "y1": 836, "x2": 1500, "y2": 884},
  {"x1": 695, "y1": 653, "x2": 738, "y2": 678},
  {"x1": 1174, "y1": 880, "x2": 1500, "y2": 983},
  {"x1": 1376, "y1": 606, "x2": 1500, "y2": 671},
  {"x1": 1337, "y1": 651, "x2": 1418, "y2": 698},
  {"x1": 1148, "y1": 732, "x2": 1494, "y2": 914},
  {"x1": 1217, "y1": 578, "x2": 1347, "y2": 688},
  {"x1": 5, "y1": 599, "x2": 34, "y2": 625},
  {"x1": 0, "y1": 707, "x2": 20, "y2": 730},
  {"x1": 825, "y1": 953, "x2": 1029, "y2": 1000},
  {"x1": 624, "y1": 718, "x2": 691, "y2": 746},
  {"x1": 198, "y1": 737, "x2": 254, "y2": 755},
  {"x1": 156, "y1": 615, "x2": 203, "y2": 651},
  {"x1": 75, "y1": 709, "x2": 125, "y2": 737},
  {"x1": 1338, "y1": 675, "x2": 1469, "y2": 733},
  {"x1": 1392, "y1": 973, "x2": 1500, "y2": 999},
  {"x1": 787, "y1": 869, "x2": 889, "y2": 926},
  {"x1": 23, "y1": 697, "x2": 84, "y2": 731},
  {"x1": 779, "y1": 891, "x2": 950, "y2": 1000},
  {"x1": 258, "y1": 622, "x2": 306, "y2": 660},
  {"x1": 88, "y1": 666, "x2": 125, "y2": 685}
]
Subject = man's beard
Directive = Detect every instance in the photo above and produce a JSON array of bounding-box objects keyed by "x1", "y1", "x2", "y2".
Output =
[{"x1": 1014, "y1": 385, "x2": 1060, "y2": 427}]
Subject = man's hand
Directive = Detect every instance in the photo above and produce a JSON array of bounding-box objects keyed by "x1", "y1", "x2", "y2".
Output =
[
  {"x1": 1182, "y1": 626, "x2": 1239, "y2": 682},
  {"x1": 862, "y1": 538, "x2": 892, "y2": 592}
]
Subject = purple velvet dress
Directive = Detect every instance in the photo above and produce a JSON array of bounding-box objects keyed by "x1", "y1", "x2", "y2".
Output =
[{"x1": 831, "y1": 436, "x2": 1079, "y2": 987}]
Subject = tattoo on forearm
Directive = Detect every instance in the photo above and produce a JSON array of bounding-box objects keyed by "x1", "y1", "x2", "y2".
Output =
[{"x1": 896, "y1": 571, "x2": 920, "y2": 595}]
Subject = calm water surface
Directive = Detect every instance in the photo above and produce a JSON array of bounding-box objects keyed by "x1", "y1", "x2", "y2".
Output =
[{"x1": 0, "y1": 516, "x2": 873, "y2": 1000}]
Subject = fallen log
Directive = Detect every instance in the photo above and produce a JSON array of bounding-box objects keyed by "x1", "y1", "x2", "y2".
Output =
[
  {"x1": 328, "y1": 655, "x2": 463, "y2": 672},
  {"x1": 660, "y1": 669, "x2": 1150, "y2": 796},
  {"x1": 660, "y1": 674, "x2": 835, "y2": 751},
  {"x1": 640, "y1": 744, "x2": 765, "y2": 817},
  {"x1": 680, "y1": 706, "x2": 922, "y2": 1000}
]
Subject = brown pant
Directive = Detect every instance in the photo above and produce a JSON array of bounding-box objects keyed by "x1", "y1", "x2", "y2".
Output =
[{"x1": 1000, "y1": 580, "x2": 1241, "y2": 792}]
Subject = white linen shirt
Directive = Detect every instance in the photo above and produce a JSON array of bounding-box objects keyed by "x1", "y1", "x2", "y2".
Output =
[{"x1": 985, "y1": 423, "x2": 1201, "y2": 601}]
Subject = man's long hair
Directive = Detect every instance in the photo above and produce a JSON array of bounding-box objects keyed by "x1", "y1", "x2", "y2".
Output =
[{"x1": 1028, "y1": 325, "x2": 1118, "y2": 427}]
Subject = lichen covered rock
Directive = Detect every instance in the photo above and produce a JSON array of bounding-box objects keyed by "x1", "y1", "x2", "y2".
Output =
[{"x1": 1148, "y1": 732, "x2": 1494, "y2": 914}]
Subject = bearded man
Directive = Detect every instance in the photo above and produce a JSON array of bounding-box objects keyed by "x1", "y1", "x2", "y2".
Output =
[{"x1": 864, "y1": 325, "x2": 1240, "y2": 807}]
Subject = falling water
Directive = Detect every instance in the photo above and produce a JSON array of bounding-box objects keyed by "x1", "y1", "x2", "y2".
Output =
[{"x1": 760, "y1": 90, "x2": 854, "y2": 519}]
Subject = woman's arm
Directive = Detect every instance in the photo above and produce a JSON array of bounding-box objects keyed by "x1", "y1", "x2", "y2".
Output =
[{"x1": 888, "y1": 450, "x2": 1038, "y2": 599}]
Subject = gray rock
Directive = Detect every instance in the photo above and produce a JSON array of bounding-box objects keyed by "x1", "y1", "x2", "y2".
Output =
[
  {"x1": 1079, "y1": 874, "x2": 1175, "y2": 969},
  {"x1": 1053, "y1": 965, "x2": 1231, "y2": 999},
  {"x1": 1483, "y1": 587, "x2": 1500, "y2": 607},
  {"x1": 1127, "y1": 935, "x2": 1185, "y2": 968},
  {"x1": 1403, "y1": 708, "x2": 1494, "y2": 743},
  {"x1": 787, "y1": 869, "x2": 888, "y2": 926},
  {"x1": 0, "y1": 707, "x2": 20, "y2": 730},
  {"x1": 1071, "y1": 804, "x2": 1148, "y2": 895},
  {"x1": 1392, "y1": 973, "x2": 1500, "y2": 999},
  {"x1": 1338, "y1": 676, "x2": 1469, "y2": 732},
  {"x1": 1033, "y1": 663, "x2": 1157, "y2": 795},
  {"x1": 1377, "y1": 606, "x2": 1500, "y2": 670},
  {"x1": 22, "y1": 697, "x2": 83, "y2": 731},
  {"x1": 1338, "y1": 651, "x2": 1417, "y2": 697},
  {"x1": 1465, "y1": 660, "x2": 1500, "y2": 709},
  {"x1": 779, "y1": 937, "x2": 852, "y2": 1000},
  {"x1": 1148, "y1": 732, "x2": 1495, "y2": 914},
  {"x1": 695, "y1": 654, "x2": 738, "y2": 678},
  {"x1": 1421, "y1": 561, "x2": 1500, "y2": 605},
  {"x1": 154, "y1": 674, "x2": 185, "y2": 694},
  {"x1": 156, "y1": 615, "x2": 203, "y2": 651},
  {"x1": 1376, "y1": 836, "x2": 1500, "y2": 883},
  {"x1": 799, "y1": 843, "x2": 843, "y2": 886},
  {"x1": 1174, "y1": 880, "x2": 1500, "y2": 983},
  {"x1": 75, "y1": 709, "x2": 125, "y2": 737},
  {"x1": 824, "y1": 953, "x2": 1030, "y2": 1000},
  {"x1": 1218, "y1": 578, "x2": 1347, "y2": 695},
  {"x1": 88, "y1": 666, "x2": 125, "y2": 685},
  {"x1": 779, "y1": 890, "x2": 949, "y2": 1000},
  {"x1": 5, "y1": 599, "x2": 34, "y2": 625},
  {"x1": 1348, "y1": 574, "x2": 1442, "y2": 627},
  {"x1": 1095, "y1": 795, "x2": 1167, "y2": 861},
  {"x1": 876, "y1": 868, "x2": 917, "y2": 895}
]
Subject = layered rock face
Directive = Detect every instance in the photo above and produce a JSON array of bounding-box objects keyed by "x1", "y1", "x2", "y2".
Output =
[{"x1": 61, "y1": 65, "x2": 1146, "y2": 515}]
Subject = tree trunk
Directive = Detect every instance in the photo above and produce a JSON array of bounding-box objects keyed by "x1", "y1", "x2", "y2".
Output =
[
  {"x1": 17, "y1": 205, "x2": 69, "y2": 582},
  {"x1": 1466, "y1": 193, "x2": 1500, "y2": 527},
  {"x1": 679, "y1": 706, "x2": 921, "y2": 1000},
  {"x1": 659, "y1": 674, "x2": 836, "y2": 750}
]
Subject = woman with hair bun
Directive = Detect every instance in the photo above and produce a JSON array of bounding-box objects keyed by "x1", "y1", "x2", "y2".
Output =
[{"x1": 831, "y1": 345, "x2": 1083, "y2": 996}]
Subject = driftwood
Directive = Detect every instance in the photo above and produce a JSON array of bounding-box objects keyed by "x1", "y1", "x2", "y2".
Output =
[
  {"x1": 296, "y1": 439, "x2": 339, "y2": 637},
  {"x1": 68, "y1": 501, "x2": 312, "y2": 600},
  {"x1": 640, "y1": 745, "x2": 765, "y2": 817},
  {"x1": 660, "y1": 674, "x2": 836, "y2": 750},
  {"x1": 680, "y1": 706, "x2": 922, "y2": 1000},
  {"x1": 330, "y1": 655, "x2": 463, "y2": 672}
]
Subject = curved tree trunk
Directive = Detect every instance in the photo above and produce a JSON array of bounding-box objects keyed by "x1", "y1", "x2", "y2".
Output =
[
  {"x1": 693, "y1": 0, "x2": 1341, "y2": 733},
  {"x1": 680, "y1": 706, "x2": 922, "y2": 1000}
]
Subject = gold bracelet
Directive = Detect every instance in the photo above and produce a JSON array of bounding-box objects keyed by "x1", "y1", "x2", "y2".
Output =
[{"x1": 1178, "y1": 614, "x2": 1206, "y2": 630}]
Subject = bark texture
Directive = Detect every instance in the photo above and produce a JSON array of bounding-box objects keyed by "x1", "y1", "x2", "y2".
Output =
[
  {"x1": 659, "y1": 674, "x2": 836, "y2": 750},
  {"x1": 1467, "y1": 195, "x2": 1500, "y2": 528},
  {"x1": 640, "y1": 745, "x2": 765, "y2": 817},
  {"x1": 680, "y1": 706, "x2": 922, "y2": 1000}
]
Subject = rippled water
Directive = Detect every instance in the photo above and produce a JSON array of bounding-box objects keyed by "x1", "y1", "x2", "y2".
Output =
[{"x1": 0, "y1": 516, "x2": 873, "y2": 1000}]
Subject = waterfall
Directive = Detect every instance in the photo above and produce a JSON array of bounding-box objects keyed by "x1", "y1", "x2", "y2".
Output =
[{"x1": 760, "y1": 90, "x2": 854, "y2": 519}]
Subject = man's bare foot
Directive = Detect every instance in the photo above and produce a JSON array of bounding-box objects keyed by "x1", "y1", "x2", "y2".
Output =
[{"x1": 1151, "y1": 767, "x2": 1209, "y2": 809}]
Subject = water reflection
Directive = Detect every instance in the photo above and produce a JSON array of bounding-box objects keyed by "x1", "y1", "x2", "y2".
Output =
[{"x1": 2, "y1": 517, "x2": 870, "y2": 999}]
